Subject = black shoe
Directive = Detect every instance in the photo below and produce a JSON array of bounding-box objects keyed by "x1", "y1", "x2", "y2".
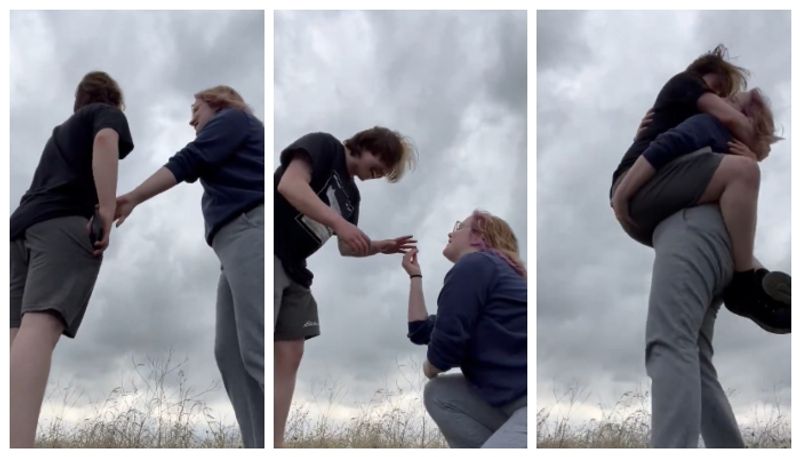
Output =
[
  {"x1": 761, "y1": 270, "x2": 791, "y2": 305},
  {"x1": 723, "y1": 270, "x2": 791, "y2": 334}
]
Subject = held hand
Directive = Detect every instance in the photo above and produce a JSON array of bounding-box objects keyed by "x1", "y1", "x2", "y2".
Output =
[
  {"x1": 379, "y1": 235, "x2": 417, "y2": 254},
  {"x1": 402, "y1": 248, "x2": 422, "y2": 276},
  {"x1": 334, "y1": 220, "x2": 371, "y2": 256},
  {"x1": 611, "y1": 193, "x2": 638, "y2": 233},
  {"x1": 115, "y1": 193, "x2": 138, "y2": 227},
  {"x1": 634, "y1": 108, "x2": 655, "y2": 141},
  {"x1": 88, "y1": 206, "x2": 115, "y2": 256},
  {"x1": 727, "y1": 139, "x2": 758, "y2": 161}
]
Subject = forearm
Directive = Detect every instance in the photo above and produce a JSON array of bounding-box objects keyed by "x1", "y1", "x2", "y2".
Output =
[
  {"x1": 279, "y1": 180, "x2": 347, "y2": 231},
  {"x1": 615, "y1": 155, "x2": 655, "y2": 200},
  {"x1": 129, "y1": 167, "x2": 179, "y2": 205},
  {"x1": 408, "y1": 276, "x2": 428, "y2": 321},
  {"x1": 340, "y1": 239, "x2": 382, "y2": 257},
  {"x1": 93, "y1": 146, "x2": 119, "y2": 215}
]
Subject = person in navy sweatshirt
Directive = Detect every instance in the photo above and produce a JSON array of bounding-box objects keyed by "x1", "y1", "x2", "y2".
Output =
[
  {"x1": 113, "y1": 86, "x2": 264, "y2": 448},
  {"x1": 402, "y1": 210, "x2": 527, "y2": 448}
]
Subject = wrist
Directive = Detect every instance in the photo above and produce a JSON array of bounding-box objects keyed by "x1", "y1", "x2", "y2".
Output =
[{"x1": 409, "y1": 274, "x2": 422, "y2": 279}]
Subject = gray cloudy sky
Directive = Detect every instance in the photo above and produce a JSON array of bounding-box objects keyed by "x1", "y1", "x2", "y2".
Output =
[
  {"x1": 537, "y1": 10, "x2": 790, "y2": 429},
  {"x1": 10, "y1": 10, "x2": 264, "y2": 431},
  {"x1": 275, "y1": 10, "x2": 527, "y2": 424}
]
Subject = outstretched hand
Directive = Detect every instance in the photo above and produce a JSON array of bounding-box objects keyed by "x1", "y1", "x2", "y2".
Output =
[
  {"x1": 114, "y1": 193, "x2": 138, "y2": 227},
  {"x1": 402, "y1": 248, "x2": 422, "y2": 276},
  {"x1": 379, "y1": 235, "x2": 417, "y2": 254}
]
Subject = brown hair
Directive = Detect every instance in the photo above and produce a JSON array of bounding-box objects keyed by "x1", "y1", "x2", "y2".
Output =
[
  {"x1": 73, "y1": 71, "x2": 124, "y2": 112},
  {"x1": 686, "y1": 44, "x2": 749, "y2": 97},
  {"x1": 468, "y1": 210, "x2": 526, "y2": 279},
  {"x1": 194, "y1": 85, "x2": 252, "y2": 114},
  {"x1": 343, "y1": 126, "x2": 417, "y2": 183},
  {"x1": 744, "y1": 88, "x2": 782, "y2": 155}
]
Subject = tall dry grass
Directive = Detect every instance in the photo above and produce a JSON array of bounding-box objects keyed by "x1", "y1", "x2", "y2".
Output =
[
  {"x1": 537, "y1": 383, "x2": 790, "y2": 448},
  {"x1": 35, "y1": 352, "x2": 241, "y2": 448},
  {"x1": 284, "y1": 361, "x2": 447, "y2": 448}
]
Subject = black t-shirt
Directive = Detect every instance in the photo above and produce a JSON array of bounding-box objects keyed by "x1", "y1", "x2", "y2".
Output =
[
  {"x1": 10, "y1": 103, "x2": 134, "y2": 240},
  {"x1": 611, "y1": 71, "x2": 713, "y2": 192},
  {"x1": 274, "y1": 132, "x2": 360, "y2": 287}
]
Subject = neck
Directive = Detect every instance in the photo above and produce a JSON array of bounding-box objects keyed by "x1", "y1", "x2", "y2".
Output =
[
  {"x1": 343, "y1": 144, "x2": 357, "y2": 178},
  {"x1": 454, "y1": 247, "x2": 481, "y2": 262}
]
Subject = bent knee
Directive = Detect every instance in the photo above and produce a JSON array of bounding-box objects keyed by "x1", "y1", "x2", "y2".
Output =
[{"x1": 722, "y1": 155, "x2": 760, "y2": 185}]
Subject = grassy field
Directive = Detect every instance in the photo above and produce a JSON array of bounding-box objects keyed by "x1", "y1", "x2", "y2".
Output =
[
  {"x1": 537, "y1": 384, "x2": 790, "y2": 448},
  {"x1": 283, "y1": 367, "x2": 447, "y2": 448},
  {"x1": 35, "y1": 353, "x2": 242, "y2": 448}
]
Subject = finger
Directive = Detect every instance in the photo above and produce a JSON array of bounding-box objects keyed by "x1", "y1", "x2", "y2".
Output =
[{"x1": 115, "y1": 215, "x2": 126, "y2": 227}]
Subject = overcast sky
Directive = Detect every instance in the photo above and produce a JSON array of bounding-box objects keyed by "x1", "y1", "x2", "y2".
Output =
[
  {"x1": 275, "y1": 10, "x2": 527, "y2": 426},
  {"x1": 537, "y1": 10, "x2": 790, "y2": 431},
  {"x1": 10, "y1": 10, "x2": 264, "y2": 433}
]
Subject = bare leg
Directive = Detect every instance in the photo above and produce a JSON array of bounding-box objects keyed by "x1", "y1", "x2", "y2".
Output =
[
  {"x1": 10, "y1": 312, "x2": 64, "y2": 448},
  {"x1": 274, "y1": 339, "x2": 304, "y2": 448},
  {"x1": 697, "y1": 155, "x2": 760, "y2": 272}
]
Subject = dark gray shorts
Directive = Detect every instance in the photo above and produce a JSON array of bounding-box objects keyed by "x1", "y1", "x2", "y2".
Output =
[
  {"x1": 613, "y1": 147, "x2": 724, "y2": 246},
  {"x1": 10, "y1": 216, "x2": 102, "y2": 338},
  {"x1": 274, "y1": 256, "x2": 320, "y2": 341}
]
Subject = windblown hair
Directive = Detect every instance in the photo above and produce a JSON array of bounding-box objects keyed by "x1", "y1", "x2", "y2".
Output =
[
  {"x1": 468, "y1": 210, "x2": 526, "y2": 279},
  {"x1": 74, "y1": 71, "x2": 124, "y2": 112},
  {"x1": 344, "y1": 126, "x2": 417, "y2": 183},
  {"x1": 194, "y1": 85, "x2": 252, "y2": 114},
  {"x1": 686, "y1": 44, "x2": 749, "y2": 97},
  {"x1": 745, "y1": 88, "x2": 783, "y2": 152}
]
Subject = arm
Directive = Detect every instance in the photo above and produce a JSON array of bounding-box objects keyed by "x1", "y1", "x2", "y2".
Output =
[
  {"x1": 426, "y1": 254, "x2": 492, "y2": 374},
  {"x1": 115, "y1": 167, "x2": 178, "y2": 226},
  {"x1": 698, "y1": 92, "x2": 758, "y2": 151},
  {"x1": 91, "y1": 128, "x2": 120, "y2": 254},
  {"x1": 339, "y1": 235, "x2": 417, "y2": 257},
  {"x1": 403, "y1": 249, "x2": 436, "y2": 346},
  {"x1": 277, "y1": 156, "x2": 371, "y2": 255}
]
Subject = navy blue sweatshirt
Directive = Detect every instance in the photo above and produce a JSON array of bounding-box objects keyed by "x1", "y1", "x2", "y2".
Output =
[
  {"x1": 407, "y1": 251, "x2": 527, "y2": 407},
  {"x1": 641, "y1": 113, "x2": 731, "y2": 170},
  {"x1": 165, "y1": 108, "x2": 264, "y2": 245}
]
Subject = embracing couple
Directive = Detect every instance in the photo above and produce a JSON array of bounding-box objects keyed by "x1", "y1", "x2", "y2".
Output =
[
  {"x1": 610, "y1": 45, "x2": 791, "y2": 447},
  {"x1": 274, "y1": 129, "x2": 527, "y2": 447},
  {"x1": 10, "y1": 71, "x2": 265, "y2": 448}
]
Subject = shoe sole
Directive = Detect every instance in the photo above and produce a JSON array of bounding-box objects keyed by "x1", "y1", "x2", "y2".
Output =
[
  {"x1": 762, "y1": 271, "x2": 791, "y2": 306},
  {"x1": 725, "y1": 306, "x2": 791, "y2": 334}
]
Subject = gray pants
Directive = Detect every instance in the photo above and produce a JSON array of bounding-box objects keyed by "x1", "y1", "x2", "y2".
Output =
[
  {"x1": 211, "y1": 205, "x2": 264, "y2": 448},
  {"x1": 647, "y1": 205, "x2": 744, "y2": 448},
  {"x1": 423, "y1": 374, "x2": 527, "y2": 448}
]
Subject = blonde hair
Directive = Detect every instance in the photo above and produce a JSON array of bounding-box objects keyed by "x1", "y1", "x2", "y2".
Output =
[
  {"x1": 468, "y1": 210, "x2": 526, "y2": 279},
  {"x1": 744, "y1": 88, "x2": 782, "y2": 149},
  {"x1": 194, "y1": 85, "x2": 252, "y2": 114}
]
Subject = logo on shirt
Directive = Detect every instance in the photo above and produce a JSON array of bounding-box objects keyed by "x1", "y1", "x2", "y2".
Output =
[{"x1": 298, "y1": 171, "x2": 356, "y2": 245}]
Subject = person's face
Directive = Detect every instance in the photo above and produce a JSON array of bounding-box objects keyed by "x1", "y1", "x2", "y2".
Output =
[
  {"x1": 730, "y1": 90, "x2": 754, "y2": 112},
  {"x1": 351, "y1": 150, "x2": 389, "y2": 181},
  {"x1": 189, "y1": 98, "x2": 215, "y2": 135},
  {"x1": 443, "y1": 216, "x2": 476, "y2": 262}
]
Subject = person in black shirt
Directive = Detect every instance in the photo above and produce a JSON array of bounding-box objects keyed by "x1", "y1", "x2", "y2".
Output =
[
  {"x1": 274, "y1": 127, "x2": 417, "y2": 447},
  {"x1": 10, "y1": 71, "x2": 134, "y2": 448},
  {"x1": 610, "y1": 45, "x2": 790, "y2": 332},
  {"x1": 113, "y1": 86, "x2": 265, "y2": 448}
]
